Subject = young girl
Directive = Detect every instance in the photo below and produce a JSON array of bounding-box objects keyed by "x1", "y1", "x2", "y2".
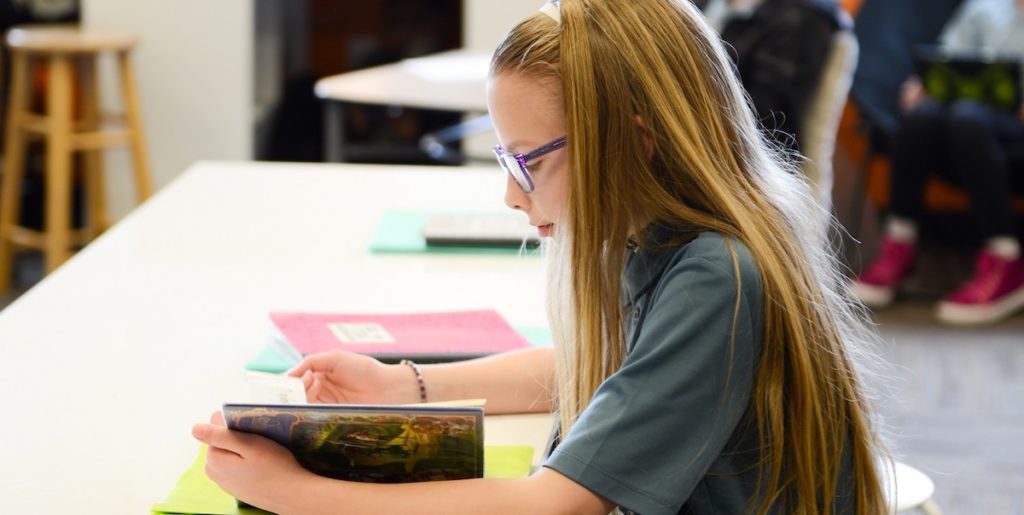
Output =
[{"x1": 193, "y1": 1, "x2": 887, "y2": 513}]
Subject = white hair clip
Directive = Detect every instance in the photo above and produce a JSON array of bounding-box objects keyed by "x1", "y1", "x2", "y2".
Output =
[{"x1": 539, "y1": 0, "x2": 561, "y2": 23}]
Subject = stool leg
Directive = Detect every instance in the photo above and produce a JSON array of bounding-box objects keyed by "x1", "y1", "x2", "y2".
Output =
[
  {"x1": 0, "y1": 51, "x2": 32, "y2": 291},
  {"x1": 44, "y1": 55, "x2": 74, "y2": 273},
  {"x1": 78, "y1": 56, "x2": 108, "y2": 238},
  {"x1": 117, "y1": 51, "x2": 153, "y2": 203}
]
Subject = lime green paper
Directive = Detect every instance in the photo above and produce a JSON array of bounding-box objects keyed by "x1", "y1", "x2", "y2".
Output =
[
  {"x1": 369, "y1": 210, "x2": 541, "y2": 255},
  {"x1": 155, "y1": 445, "x2": 534, "y2": 514},
  {"x1": 151, "y1": 446, "x2": 270, "y2": 514},
  {"x1": 483, "y1": 445, "x2": 535, "y2": 479}
]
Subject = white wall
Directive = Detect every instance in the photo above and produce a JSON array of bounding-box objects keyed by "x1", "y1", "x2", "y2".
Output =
[
  {"x1": 462, "y1": 0, "x2": 539, "y2": 158},
  {"x1": 83, "y1": 0, "x2": 254, "y2": 219},
  {"x1": 81, "y1": 0, "x2": 538, "y2": 217},
  {"x1": 463, "y1": 0, "x2": 540, "y2": 53}
]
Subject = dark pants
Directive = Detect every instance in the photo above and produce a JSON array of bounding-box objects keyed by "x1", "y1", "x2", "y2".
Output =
[{"x1": 890, "y1": 99, "x2": 1024, "y2": 238}]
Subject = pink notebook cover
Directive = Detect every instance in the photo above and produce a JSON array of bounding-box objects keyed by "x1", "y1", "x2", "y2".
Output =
[{"x1": 269, "y1": 309, "x2": 532, "y2": 358}]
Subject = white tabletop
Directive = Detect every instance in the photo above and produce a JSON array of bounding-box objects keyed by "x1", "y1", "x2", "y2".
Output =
[
  {"x1": 314, "y1": 49, "x2": 490, "y2": 112},
  {"x1": 0, "y1": 161, "x2": 548, "y2": 513}
]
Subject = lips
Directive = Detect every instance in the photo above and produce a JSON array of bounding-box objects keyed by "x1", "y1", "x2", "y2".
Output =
[{"x1": 537, "y1": 223, "x2": 554, "y2": 237}]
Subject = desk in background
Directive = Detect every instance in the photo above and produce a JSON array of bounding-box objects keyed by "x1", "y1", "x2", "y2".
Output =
[
  {"x1": 315, "y1": 50, "x2": 490, "y2": 162},
  {"x1": 0, "y1": 161, "x2": 548, "y2": 514}
]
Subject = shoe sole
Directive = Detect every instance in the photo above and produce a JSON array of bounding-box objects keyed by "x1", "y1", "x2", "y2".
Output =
[
  {"x1": 851, "y1": 281, "x2": 895, "y2": 308},
  {"x1": 936, "y1": 285, "x2": 1024, "y2": 325}
]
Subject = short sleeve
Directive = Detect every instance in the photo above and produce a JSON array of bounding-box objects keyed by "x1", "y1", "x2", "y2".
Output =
[{"x1": 543, "y1": 249, "x2": 763, "y2": 515}]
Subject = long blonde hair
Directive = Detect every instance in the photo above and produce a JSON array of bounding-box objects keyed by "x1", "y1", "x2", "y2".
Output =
[{"x1": 492, "y1": 1, "x2": 887, "y2": 513}]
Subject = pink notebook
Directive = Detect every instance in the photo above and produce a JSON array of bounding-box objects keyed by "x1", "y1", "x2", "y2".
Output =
[{"x1": 269, "y1": 309, "x2": 533, "y2": 362}]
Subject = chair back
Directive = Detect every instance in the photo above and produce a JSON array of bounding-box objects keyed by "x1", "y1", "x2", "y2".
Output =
[{"x1": 800, "y1": 25, "x2": 858, "y2": 212}]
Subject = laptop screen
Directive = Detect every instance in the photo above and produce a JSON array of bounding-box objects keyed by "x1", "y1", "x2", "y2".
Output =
[{"x1": 913, "y1": 45, "x2": 1022, "y2": 113}]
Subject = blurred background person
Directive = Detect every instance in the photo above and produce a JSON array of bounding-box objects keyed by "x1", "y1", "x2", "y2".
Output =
[
  {"x1": 852, "y1": 0, "x2": 1024, "y2": 325},
  {"x1": 696, "y1": 0, "x2": 846, "y2": 153}
]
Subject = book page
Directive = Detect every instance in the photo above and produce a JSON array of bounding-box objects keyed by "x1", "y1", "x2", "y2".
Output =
[{"x1": 245, "y1": 371, "x2": 307, "y2": 404}]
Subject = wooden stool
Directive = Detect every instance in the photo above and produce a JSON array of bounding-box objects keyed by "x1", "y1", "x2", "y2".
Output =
[{"x1": 0, "y1": 26, "x2": 152, "y2": 289}]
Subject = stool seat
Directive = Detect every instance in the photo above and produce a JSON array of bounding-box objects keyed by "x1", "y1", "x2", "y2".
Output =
[
  {"x1": 880, "y1": 459, "x2": 942, "y2": 514},
  {"x1": 6, "y1": 26, "x2": 138, "y2": 53}
]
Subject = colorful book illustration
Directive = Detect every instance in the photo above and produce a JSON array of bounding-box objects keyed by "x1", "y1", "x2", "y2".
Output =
[
  {"x1": 269, "y1": 309, "x2": 533, "y2": 362},
  {"x1": 223, "y1": 403, "x2": 485, "y2": 483}
]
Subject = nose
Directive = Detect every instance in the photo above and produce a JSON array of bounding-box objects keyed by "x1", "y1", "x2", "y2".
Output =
[{"x1": 504, "y1": 173, "x2": 529, "y2": 211}]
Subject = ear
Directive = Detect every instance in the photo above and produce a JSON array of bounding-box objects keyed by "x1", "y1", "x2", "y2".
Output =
[{"x1": 634, "y1": 115, "x2": 654, "y2": 161}]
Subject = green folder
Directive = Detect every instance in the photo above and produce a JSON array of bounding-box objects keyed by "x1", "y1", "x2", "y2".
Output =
[
  {"x1": 153, "y1": 445, "x2": 534, "y2": 514},
  {"x1": 151, "y1": 446, "x2": 270, "y2": 515}
]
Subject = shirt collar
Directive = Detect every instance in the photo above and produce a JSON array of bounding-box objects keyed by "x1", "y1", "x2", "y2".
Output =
[{"x1": 622, "y1": 222, "x2": 700, "y2": 307}]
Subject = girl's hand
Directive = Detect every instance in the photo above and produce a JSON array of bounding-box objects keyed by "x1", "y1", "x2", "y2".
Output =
[
  {"x1": 192, "y1": 412, "x2": 313, "y2": 513},
  {"x1": 287, "y1": 351, "x2": 421, "y2": 405},
  {"x1": 900, "y1": 76, "x2": 926, "y2": 113}
]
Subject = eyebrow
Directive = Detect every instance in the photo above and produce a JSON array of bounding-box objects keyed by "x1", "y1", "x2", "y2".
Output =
[
  {"x1": 502, "y1": 141, "x2": 532, "y2": 154},
  {"x1": 503, "y1": 140, "x2": 544, "y2": 154}
]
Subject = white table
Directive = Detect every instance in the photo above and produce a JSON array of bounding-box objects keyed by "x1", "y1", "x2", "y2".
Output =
[
  {"x1": 314, "y1": 49, "x2": 490, "y2": 162},
  {"x1": 0, "y1": 161, "x2": 548, "y2": 513}
]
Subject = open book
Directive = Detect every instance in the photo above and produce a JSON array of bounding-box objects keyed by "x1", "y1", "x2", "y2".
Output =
[
  {"x1": 232, "y1": 373, "x2": 488, "y2": 483},
  {"x1": 268, "y1": 309, "x2": 533, "y2": 364},
  {"x1": 223, "y1": 401, "x2": 485, "y2": 483}
]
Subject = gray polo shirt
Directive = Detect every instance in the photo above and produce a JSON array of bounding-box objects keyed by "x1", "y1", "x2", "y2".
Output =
[{"x1": 543, "y1": 227, "x2": 852, "y2": 514}]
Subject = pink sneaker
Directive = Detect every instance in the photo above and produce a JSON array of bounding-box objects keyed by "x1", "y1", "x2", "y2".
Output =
[
  {"x1": 937, "y1": 250, "x2": 1024, "y2": 325},
  {"x1": 851, "y1": 238, "x2": 917, "y2": 307}
]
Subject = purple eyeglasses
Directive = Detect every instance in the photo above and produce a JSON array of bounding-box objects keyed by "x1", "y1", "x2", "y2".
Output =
[{"x1": 492, "y1": 136, "x2": 567, "y2": 193}]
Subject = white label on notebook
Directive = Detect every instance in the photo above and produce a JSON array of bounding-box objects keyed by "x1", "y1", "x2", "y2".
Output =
[{"x1": 328, "y1": 322, "x2": 396, "y2": 344}]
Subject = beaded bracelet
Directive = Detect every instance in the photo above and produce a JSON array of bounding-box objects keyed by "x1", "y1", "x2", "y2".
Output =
[{"x1": 399, "y1": 359, "x2": 428, "y2": 403}]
